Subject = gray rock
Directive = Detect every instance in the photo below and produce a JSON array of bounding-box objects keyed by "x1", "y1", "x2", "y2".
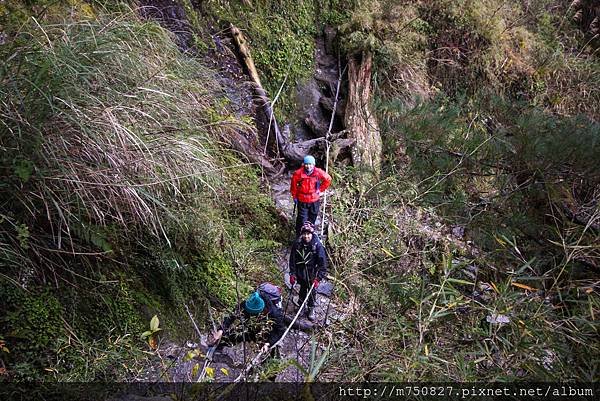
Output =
[
  {"x1": 323, "y1": 26, "x2": 337, "y2": 55},
  {"x1": 486, "y1": 313, "x2": 510, "y2": 324},
  {"x1": 452, "y1": 225, "x2": 465, "y2": 238},
  {"x1": 316, "y1": 280, "x2": 333, "y2": 296},
  {"x1": 296, "y1": 80, "x2": 322, "y2": 122}
]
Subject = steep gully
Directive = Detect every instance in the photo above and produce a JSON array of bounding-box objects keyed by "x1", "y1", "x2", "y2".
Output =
[{"x1": 134, "y1": 1, "x2": 350, "y2": 383}]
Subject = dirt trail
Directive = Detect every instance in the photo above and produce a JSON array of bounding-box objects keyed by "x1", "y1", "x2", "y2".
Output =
[
  {"x1": 134, "y1": 171, "x2": 345, "y2": 383},
  {"x1": 130, "y1": 0, "x2": 348, "y2": 384}
]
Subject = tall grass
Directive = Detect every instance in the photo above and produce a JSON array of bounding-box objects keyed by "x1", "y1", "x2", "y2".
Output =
[
  {"x1": 0, "y1": 11, "x2": 247, "y2": 274},
  {"x1": 0, "y1": 8, "x2": 289, "y2": 381}
]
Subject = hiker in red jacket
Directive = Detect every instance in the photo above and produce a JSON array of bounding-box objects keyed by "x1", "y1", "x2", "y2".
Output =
[{"x1": 290, "y1": 155, "x2": 332, "y2": 235}]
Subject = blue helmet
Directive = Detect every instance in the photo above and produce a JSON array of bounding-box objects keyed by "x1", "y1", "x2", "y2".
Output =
[
  {"x1": 303, "y1": 155, "x2": 316, "y2": 165},
  {"x1": 244, "y1": 291, "x2": 265, "y2": 315}
]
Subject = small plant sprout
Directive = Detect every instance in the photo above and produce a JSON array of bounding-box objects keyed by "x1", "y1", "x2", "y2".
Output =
[{"x1": 140, "y1": 315, "x2": 162, "y2": 349}]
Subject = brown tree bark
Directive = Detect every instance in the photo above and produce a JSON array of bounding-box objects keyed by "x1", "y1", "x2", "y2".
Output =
[
  {"x1": 230, "y1": 24, "x2": 262, "y2": 88},
  {"x1": 344, "y1": 52, "x2": 382, "y2": 176}
]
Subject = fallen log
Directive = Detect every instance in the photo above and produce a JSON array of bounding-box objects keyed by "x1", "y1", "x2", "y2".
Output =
[{"x1": 229, "y1": 24, "x2": 353, "y2": 167}]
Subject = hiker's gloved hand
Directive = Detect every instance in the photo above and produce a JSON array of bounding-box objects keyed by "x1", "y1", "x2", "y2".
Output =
[
  {"x1": 313, "y1": 278, "x2": 320, "y2": 289},
  {"x1": 289, "y1": 275, "x2": 296, "y2": 286},
  {"x1": 261, "y1": 343, "x2": 270, "y2": 354},
  {"x1": 208, "y1": 329, "x2": 223, "y2": 346}
]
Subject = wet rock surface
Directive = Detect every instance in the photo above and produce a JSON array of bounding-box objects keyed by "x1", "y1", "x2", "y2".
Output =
[{"x1": 292, "y1": 30, "x2": 345, "y2": 164}]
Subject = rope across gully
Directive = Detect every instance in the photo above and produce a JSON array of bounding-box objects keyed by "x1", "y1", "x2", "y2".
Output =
[{"x1": 204, "y1": 56, "x2": 346, "y2": 384}]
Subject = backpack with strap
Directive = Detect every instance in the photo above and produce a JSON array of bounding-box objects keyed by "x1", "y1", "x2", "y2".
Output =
[{"x1": 258, "y1": 282, "x2": 282, "y2": 307}]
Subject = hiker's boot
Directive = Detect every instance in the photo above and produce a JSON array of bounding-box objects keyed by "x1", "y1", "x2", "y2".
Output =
[{"x1": 307, "y1": 307, "x2": 316, "y2": 322}]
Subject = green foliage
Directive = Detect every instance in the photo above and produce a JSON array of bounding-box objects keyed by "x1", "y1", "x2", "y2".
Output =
[
  {"x1": 15, "y1": 223, "x2": 30, "y2": 250},
  {"x1": 338, "y1": 0, "x2": 430, "y2": 104},
  {"x1": 383, "y1": 93, "x2": 599, "y2": 260},
  {"x1": 282, "y1": 336, "x2": 329, "y2": 382},
  {"x1": 0, "y1": 7, "x2": 286, "y2": 380},
  {"x1": 196, "y1": 255, "x2": 237, "y2": 307},
  {"x1": 222, "y1": 162, "x2": 288, "y2": 241},
  {"x1": 55, "y1": 277, "x2": 145, "y2": 343},
  {"x1": 318, "y1": 0, "x2": 356, "y2": 26},
  {"x1": 180, "y1": 0, "x2": 210, "y2": 53},
  {"x1": 2, "y1": 288, "x2": 62, "y2": 352},
  {"x1": 325, "y1": 78, "x2": 598, "y2": 380},
  {"x1": 51, "y1": 333, "x2": 149, "y2": 381},
  {"x1": 326, "y1": 0, "x2": 600, "y2": 383},
  {"x1": 140, "y1": 315, "x2": 161, "y2": 348},
  {"x1": 341, "y1": 1, "x2": 599, "y2": 118},
  {"x1": 13, "y1": 160, "x2": 34, "y2": 183},
  {"x1": 361, "y1": 89, "x2": 600, "y2": 379},
  {"x1": 327, "y1": 228, "x2": 599, "y2": 380},
  {"x1": 205, "y1": 0, "x2": 318, "y2": 120},
  {"x1": 0, "y1": 285, "x2": 62, "y2": 380}
]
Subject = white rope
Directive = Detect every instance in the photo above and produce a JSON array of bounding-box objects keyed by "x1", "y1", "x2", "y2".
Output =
[
  {"x1": 184, "y1": 303, "x2": 214, "y2": 382},
  {"x1": 321, "y1": 57, "x2": 344, "y2": 236},
  {"x1": 184, "y1": 303, "x2": 203, "y2": 341}
]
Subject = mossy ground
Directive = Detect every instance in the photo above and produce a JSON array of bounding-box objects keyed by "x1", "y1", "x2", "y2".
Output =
[{"x1": 195, "y1": 0, "x2": 355, "y2": 122}]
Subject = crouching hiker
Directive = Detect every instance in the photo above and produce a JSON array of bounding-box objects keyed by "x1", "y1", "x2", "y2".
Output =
[
  {"x1": 208, "y1": 283, "x2": 285, "y2": 357},
  {"x1": 289, "y1": 222, "x2": 327, "y2": 321}
]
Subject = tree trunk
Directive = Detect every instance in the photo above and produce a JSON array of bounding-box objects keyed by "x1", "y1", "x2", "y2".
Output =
[{"x1": 344, "y1": 52, "x2": 382, "y2": 176}]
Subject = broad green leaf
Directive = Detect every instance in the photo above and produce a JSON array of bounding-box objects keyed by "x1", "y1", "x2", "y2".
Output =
[
  {"x1": 192, "y1": 363, "x2": 200, "y2": 377},
  {"x1": 150, "y1": 315, "x2": 160, "y2": 331},
  {"x1": 205, "y1": 367, "x2": 214, "y2": 378},
  {"x1": 140, "y1": 330, "x2": 152, "y2": 339},
  {"x1": 184, "y1": 350, "x2": 200, "y2": 362},
  {"x1": 220, "y1": 368, "x2": 229, "y2": 376}
]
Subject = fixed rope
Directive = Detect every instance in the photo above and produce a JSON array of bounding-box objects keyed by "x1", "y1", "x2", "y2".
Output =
[
  {"x1": 319, "y1": 56, "x2": 345, "y2": 342},
  {"x1": 320, "y1": 56, "x2": 344, "y2": 237},
  {"x1": 232, "y1": 283, "x2": 315, "y2": 382},
  {"x1": 211, "y1": 55, "x2": 345, "y2": 386}
]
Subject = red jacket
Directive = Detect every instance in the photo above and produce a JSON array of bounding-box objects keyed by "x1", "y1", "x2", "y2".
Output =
[{"x1": 290, "y1": 167, "x2": 332, "y2": 203}]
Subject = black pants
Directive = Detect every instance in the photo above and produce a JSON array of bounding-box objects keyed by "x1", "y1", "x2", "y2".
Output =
[
  {"x1": 295, "y1": 200, "x2": 320, "y2": 235},
  {"x1": 298, "y1": 278, "x2": 316, "y2": 309}
]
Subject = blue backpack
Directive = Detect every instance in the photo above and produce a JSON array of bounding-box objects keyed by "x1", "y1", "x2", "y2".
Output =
[{"x1": 258, "y1": 282, "x2": 282, "y2": 308}]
